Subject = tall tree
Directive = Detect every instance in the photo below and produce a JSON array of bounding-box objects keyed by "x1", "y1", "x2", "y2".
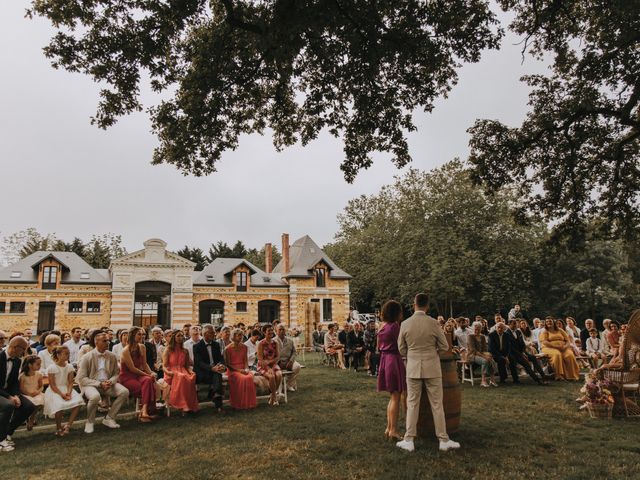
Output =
[
  {"x1": 27, "y1": 0, "x2": 501, "y2": 182},
  {"x1": 468, "y1": 1, "x2": 640, "y2": 239},
  {"x1": 176, "y1": 246, "x2": 208, "y2": 270}
]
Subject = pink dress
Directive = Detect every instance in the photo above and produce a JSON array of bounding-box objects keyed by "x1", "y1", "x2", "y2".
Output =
[
  {"x1": 165, "y1": 348, "x2": 199, "y2": 412},
  {"x1": 119, "y1": 347, "x2": 157, "y2": 414},
  {"x1": 258, "y1": 339, "x2": 281, "y2": 375},
  {"x1": 226, "y1": 344, "x2": 257, "y2": 410}
]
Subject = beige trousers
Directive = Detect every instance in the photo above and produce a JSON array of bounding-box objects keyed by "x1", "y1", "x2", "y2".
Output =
[
  {"x1": 404, "y1": 376, "x2": 449, "y2": 442},
  {"x1": 83, "y1": 383, "x2": 129, "y2": 423}
]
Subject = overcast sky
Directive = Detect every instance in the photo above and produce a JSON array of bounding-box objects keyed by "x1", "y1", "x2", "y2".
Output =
[{"x1": 0, "y1": 3, "x2": 547, "y2": 258}]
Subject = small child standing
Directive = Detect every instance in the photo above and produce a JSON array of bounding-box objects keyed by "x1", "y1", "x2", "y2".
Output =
[
  {"x1": 43, "y1": 346, "x2": 85, "y2": 436},
  {"x1": 19, "y1": 355, "x2": 45, "y2": 430},
  {"x1": 586, "y1": 329, "x2": 607, "y2": 369}
]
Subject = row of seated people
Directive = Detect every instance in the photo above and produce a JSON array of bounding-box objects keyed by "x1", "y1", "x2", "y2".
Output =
[
  {"x1": 312, "y1": 322, "x2": 379, "y2": 375},
  {"x1": 0, "y1": 323, "x2": 301, "y2": 453}
]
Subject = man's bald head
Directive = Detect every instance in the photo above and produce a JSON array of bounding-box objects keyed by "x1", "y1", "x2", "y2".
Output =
[{"x1": 7, "y1": 336, "x2": 28, "y2": 358}]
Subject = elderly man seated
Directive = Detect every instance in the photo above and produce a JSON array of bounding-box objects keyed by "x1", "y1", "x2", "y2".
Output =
[
  {"x1": 1, "y1": 337, "x2": 34, "y2": 452},
  {"x1": 77, "y1": 330, "x2": 129, "y2": 433},
  {"x1": 276, "y1": 325, "x2": 301, "y2": 392}
]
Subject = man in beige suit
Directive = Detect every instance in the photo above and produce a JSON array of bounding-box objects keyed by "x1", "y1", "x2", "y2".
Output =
[
  {"x1": 77, "y1": 331, "x2": 129, "y2": 433},
  {"x1": 396, "y1": 293, "x2": 460, "y2": 452}
]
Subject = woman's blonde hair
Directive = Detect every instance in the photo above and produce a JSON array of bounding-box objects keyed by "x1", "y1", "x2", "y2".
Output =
[{"x1": 45, "y1": 334, "x2": 61, "y2": 347}]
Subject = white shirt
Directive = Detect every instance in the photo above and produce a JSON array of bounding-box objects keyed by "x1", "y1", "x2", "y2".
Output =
[
  {"x1": 64, "y1": 338, "x2": 85, "y2": 364},
  {"x1": 454, "y1": 327, "x2": 473, "y2": 350},
  {"x1": 38, "y1": 349, "x2": 55, "y2": 375},
  {"x1": 532, "y1": 327, "x2": 543, "y2": 350},
  {"x1": 244, "y1": 338, "x2": 257, "y2": 366},
  {"x1": 184, "y1": 337, "x2": 200, "y2": 363},
  {"x1": 95, "y1": 352, "x2": 109, "y2": 381},
  {"x1": 587, "y1": 337, "x2": 604, "y2": 354},
  {"x1": 112, "y1": 343, "x2": 125, "y2": 362}
]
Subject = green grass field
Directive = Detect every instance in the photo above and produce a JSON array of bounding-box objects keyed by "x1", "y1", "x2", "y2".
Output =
[{"x1": 4, "y1": 355, "x2": 640, "y2": 479}]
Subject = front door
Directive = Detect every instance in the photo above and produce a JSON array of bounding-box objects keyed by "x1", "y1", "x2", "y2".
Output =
[
  {"x1": 258, "y1": 300, "x2": 281, "y2": 324},
  {"x1": 37, "y1": 302, "x2": 56, "y2": 333}
]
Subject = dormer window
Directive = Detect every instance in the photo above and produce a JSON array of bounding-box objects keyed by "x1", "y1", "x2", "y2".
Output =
[
  {"x1": 42, "y1": 266, "x2": 58, "y2": 290},
  {"x1": 236, "y1": 271, "x2": 247, "y2": 292},
  {"x1": 315, "y1": 267, "x2": 326, "y2": 288}
]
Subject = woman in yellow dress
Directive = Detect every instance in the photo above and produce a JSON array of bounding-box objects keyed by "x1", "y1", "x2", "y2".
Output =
[{"x1": 539, "y1": 317, "x2": 580, "y2": 380}]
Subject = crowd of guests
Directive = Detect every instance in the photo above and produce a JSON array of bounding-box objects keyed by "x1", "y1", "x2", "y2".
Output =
[
  {"x1": 311, "y1": 304, "x2": 629, "y2": 389},
  {"x1": 0, "y1": 320, "x2": 302, "y2": 452}
]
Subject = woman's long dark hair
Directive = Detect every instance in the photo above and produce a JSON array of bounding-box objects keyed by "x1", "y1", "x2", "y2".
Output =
[{"x1": 381, "y1": 300, "x2": 403, "y2": 324}]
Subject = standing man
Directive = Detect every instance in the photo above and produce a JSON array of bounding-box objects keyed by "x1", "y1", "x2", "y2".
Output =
[{"x1": 396, "y1": 293, "x2": 460, "y2": 453}]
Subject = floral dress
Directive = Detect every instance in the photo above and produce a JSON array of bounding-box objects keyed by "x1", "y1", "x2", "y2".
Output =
[{"x1": 258, "y1": 339, "x2": 281, "y2": 375}]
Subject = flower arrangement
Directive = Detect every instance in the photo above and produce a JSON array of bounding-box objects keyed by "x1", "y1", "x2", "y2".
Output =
[{"x1": 579, "y1": 373, "x2": 614, "y2": 418}]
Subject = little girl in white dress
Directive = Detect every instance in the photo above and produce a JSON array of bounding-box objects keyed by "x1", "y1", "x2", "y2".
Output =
[
  {"x1": 19, "y1": 355, "x2": 45, "y2": 430},
  {"x1": 43, "y1": 346, "x2": 85, "y2": 436}
]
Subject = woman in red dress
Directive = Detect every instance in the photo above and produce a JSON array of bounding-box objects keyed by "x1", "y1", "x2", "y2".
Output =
[
  {"x1": 162, "y1": 330, "x2": 199, "y2": 413},
  {"x1": 119, "y1": 327, "x2": 158, "y2": 422},
  {"x1": 257, "y1": 326, "x2": 282, "y2": 406},
  {"x1": 224, "y1": 329, "x2": 257, "y2": 410}
]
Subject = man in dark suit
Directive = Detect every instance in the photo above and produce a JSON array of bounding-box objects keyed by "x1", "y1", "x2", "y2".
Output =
[
  {"x1": 347, "y1": 322, "x2": 366, "y2": 371},
  {"x1": 338, "y1": 323, "x2": 352, "y2": 368},
  {"x1": 1, "y1": 337, "x2": 34, "y2": 452},
  {"x1": 506, "y1": 320, "x2": 546, "y2": 385},
  {"x1": 311, "y1": 323, "x2": 325, "y2": 353},
  {"x1": 193, "y1": 324, "x2": 226, "y2": 411},
  {"x1": 488, "y1": 322, "x2": 519, "y2": 383}
]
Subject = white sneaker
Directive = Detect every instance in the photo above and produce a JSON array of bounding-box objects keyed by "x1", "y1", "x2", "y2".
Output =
[
  {"x1": 0, "y1": 440, "x2": 15, "y2": 452},
  {"x1": 287, "y1": 386, "x2": 296, "y2": 392},
  {"x1": 84, "y1": 422, "x2": 94, "y2": 434},
  {"x1": 439, "y1": 440, "x2": 461, "y2": 451},
  {"x1": 102, "y1": 417, "x2": 120, "y2": 429},
  {"x1": 396, "y1": 439, "x2": 415, "y2": 452},
  {"x1": 5, "y1": 435, "x2": 14, "y2": 446}
]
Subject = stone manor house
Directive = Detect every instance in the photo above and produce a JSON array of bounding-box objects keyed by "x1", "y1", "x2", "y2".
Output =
[{"x1": 0, "y1": 234, "x2": 351, "y2": 343}]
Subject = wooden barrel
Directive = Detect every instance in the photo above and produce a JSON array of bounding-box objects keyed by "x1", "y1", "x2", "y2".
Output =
[{"x1": 416, "y1": 354, "x2": 461, "y2": 437}]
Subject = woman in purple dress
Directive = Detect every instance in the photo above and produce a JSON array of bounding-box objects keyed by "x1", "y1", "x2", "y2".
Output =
[{"x1": 377, "y1": 300, "x2": 406, "y2": 441}]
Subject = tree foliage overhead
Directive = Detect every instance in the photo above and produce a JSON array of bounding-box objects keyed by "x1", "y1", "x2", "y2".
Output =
[
  {"x1": 27, "y1": 0, "x2": 501, "y2": 181},
  {"x1": 468, "y1": 1, "x2": 640, "y2": 239}
]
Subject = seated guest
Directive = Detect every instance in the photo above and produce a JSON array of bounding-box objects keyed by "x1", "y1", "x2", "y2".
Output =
[
  {"x1": 606, "y1": 322, "x2": 621, "y2": 358},
  {"x1": 363, "y1": 321, "x2": 379, "y2": 376},
  {"x1": 443, "y1": 320, "x2": 459, "y2": 355},
  {"x1": 539, "y1": 317, "x2": 580, "y2": 380},
  {"x1": 257, "y1": 326, "x2": 282, "y2": 406},
  {"x1": 38, "y1": 333, "x2": 61, "y2": 377},
  {"x1": 218, "y1": 326, "x2": 232, "y2": 352},
  {"x1": 162, "y1": 330, "x2": 199, "y2": 414},
  {"x1": 63, "y1": 327, "x2": 85, "y2": 367},
  {"x1": 119, "y1": 327, "x2": 159, "y2": 422},
  {"x1": 0, "y1": 331, "x2": 6, "y2": 353},
  {"x1": 147, "y1": 326, "x2": 165, "y2": 379},
  {"x1": 244, "y1": 329, "x2": 261, "y2": 370},
  {"x1": 19, "y1": 355, "x2": 44, "y2": 430},
  {"x1": 183, "y1": 325, "x2": 202, "y2": 364},
  {"x1": 519, "y1": 320, "x2": 538, "y2": 355},
  {"x1": 348, "y1": 322, "x2": 366, "y2": 371},
  {"x1": 565, "y1": 317, "x2": 582, "y2": 349},
  {"x1": 454, "y1": 318, "x2": 473, "y2": 355},
  {"x1": 224, "y1": 329, "x2": 256, "y2": 410},
  {"x1": 77, "y1": 328, "x2": 97, "y2": 365},
  {"x1": 181, "y1": 323, "x2": 192, "y2": 340},
  {"x1": 193, "y1": 324, "x2": 226, "y2": 411},
  {"x1": 44, "y1": 346, "x2": 85, "y2": 436},
  {"x1": 338, "y1": 323, "x2": 353, "y2": 368},
  {"x1": 276, "y1": 325, "x2": 302, "y2": 391},
  {"x1": 77, "y1": 331, "x2": 129, "y2": 433},
  {"x1": 600, "y1": 319, "x2": 612, "y2": 355},
  {"x1": 312, "y1": 323, "x2": 325, "y2": 353},
  {"x1": 323, "y1": 323, "x2": 346, "y2": 369},
  {"x1": 586, "y1": 328, "x2": 607, "y2": 368},
  {"x1": 112, "y1": 329, "x2": 129, "y2": 363},
  {"x1": 488, "y1": 323, "x2": 519, "y2": 384},
  {"x1": 1, "y1": 337, "x2": 34, "y2": 451},
  {"x1": 580, "y1": 319, "x2": 596, "y2": 354},
  {"x1": 489, "y1": 313, "x2": 507, "y2": 333},
  {"x1": 467, "y1": 322, "x2": 497, "y2": 387},
  {"x1": 506, "y1": 320, "x2": 546, "y2": 385}
]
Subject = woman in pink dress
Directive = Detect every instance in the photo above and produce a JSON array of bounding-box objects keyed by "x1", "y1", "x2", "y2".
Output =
[
  {"x1": 224, "y1": 329, "x2": 257, "y2": 410},
  {"x1": 162, "y1": 330, "x2": 199, "y2": 413},
  {"x1": 377, "y1": 300, "x2": 406, "y2": 441},
  {"x1": 120, "y1": 327, "x2": 158, "y2": 422},
  {"x1": 257, "y1": 326, "x2": 282, "y2": 406}
]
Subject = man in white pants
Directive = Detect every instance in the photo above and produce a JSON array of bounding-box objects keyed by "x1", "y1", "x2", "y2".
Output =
[{"x1": 396, "y1": 293, "x2": 460, "y2": 452}]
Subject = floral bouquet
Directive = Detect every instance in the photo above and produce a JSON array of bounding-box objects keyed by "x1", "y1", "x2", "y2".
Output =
[{"x1": 580, "y1": 373, "x2": 614, "y2": 418}]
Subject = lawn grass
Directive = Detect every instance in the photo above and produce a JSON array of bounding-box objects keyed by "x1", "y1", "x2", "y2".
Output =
[{"x1": 4, "y1": 354, "x2": 640, "y2": 479}]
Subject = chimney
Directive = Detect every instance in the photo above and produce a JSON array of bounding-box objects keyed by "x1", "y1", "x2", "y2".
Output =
[
  {"x1": 265, "y1": 243, "x2": 273, "y2": 273},
  {"x1": 282, "y1": 233, "x2": 290, "y2": 274}
]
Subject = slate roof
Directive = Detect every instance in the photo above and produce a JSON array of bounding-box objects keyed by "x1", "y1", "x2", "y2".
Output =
[
  {"x1": 192, "y1": 258, "x2": 288, "y2": 287},
  {"x1": 0, "y1": 251, "x2": 111, "y2": 284},
  {"x1": 272, "y1": 235, "x2": 351, "y2": 279}
]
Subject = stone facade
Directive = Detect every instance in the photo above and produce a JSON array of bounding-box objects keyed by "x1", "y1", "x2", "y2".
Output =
[{"x1": 0, "y1": 235, "x2": 351, "y2": 341}]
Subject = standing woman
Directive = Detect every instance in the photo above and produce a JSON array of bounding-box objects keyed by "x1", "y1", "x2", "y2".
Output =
[
  {"x1": 376, "y1": 300, "x2": 406, "y2": 441},
  {"x1": 224, "y1": 329, "x2": 257, "y2": 410},
  {"x1": 119, "y1": 327, "x2": 159, "y2": 422},
  {"x1": 162, "y1": 330, "x2": 199, "y2": 414},
  {"x1": 257, "y1": 326, "x2": 282, "y2": 406}
]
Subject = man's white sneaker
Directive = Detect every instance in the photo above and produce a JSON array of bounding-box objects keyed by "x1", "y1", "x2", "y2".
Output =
[
  {"x1": 84, "y1": 422, "x2": 94, "y2": 434},
  {"x1": 5, "y1": 435, "x2": 14, "y2": 446},
  {"x1": 0, "y1": 440, "x2": 15, "y2": 452},
  {"x1": 102, "y1": 417, "x2": 120, "y2": 429},
  {"x1": 396, "y1": 439, "x2": 415, "y2": 452},
  {"x1": 439, "y1": 440, "x2": 461, "y2": 451}
]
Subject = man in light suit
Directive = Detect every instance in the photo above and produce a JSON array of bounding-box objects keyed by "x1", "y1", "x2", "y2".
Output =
[
  {"x1": 396, "y1": 293, "x2": 460, "y2": 452},
  {"x1": 77, "y1": 331, "x2": 129, "y2": 433}
]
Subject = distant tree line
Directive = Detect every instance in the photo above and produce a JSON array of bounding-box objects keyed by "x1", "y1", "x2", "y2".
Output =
[
  {"x1": 176, "y1": 242, "x2": 281, "y2": 272},
  {"x1": 324, "y1": 161, "x2": 640, "y2": 325}
]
